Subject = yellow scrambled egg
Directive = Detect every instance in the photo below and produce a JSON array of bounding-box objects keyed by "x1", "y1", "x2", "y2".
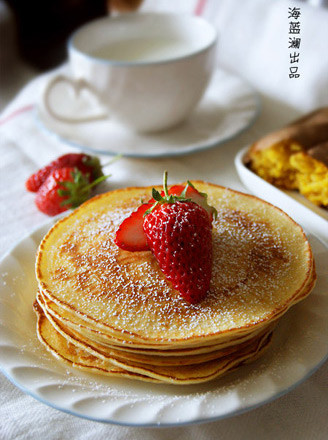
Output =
[{"x1": 250, "y1": 142, "x2": 328, "y2": 207}]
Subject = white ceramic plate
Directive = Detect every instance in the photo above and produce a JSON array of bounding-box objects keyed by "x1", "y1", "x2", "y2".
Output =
[
  {"x1": 235, "y1": 146, "x2": 328, "y2": 247},
  {"x1": 35, "y1": 68, "x2": 260, "y2": 158},
  {"x1": 0, "y1": 221, "x2": 328, "y2": 427}
]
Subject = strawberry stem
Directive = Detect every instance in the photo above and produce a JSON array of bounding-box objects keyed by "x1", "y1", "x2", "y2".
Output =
[
  {"x1": 144, "y1": 171, "x2": 218, "y2": 222},
  {"x1": 101, "y1": 154, "x2": 122, "y2": 168},
  {"x1": 57, "y1": 169, "x2": 111, "y2": 209},
  {"x1": 163, "y1": 170, "x2": 169, "y2": 197},
  {"x1": 81, "y1": 173, "x2": 110, "y2": 193}
]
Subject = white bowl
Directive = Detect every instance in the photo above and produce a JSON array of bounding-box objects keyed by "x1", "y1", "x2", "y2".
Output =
[{"x1": 235, "y1": 146, "x2": 328, "y2": 247}]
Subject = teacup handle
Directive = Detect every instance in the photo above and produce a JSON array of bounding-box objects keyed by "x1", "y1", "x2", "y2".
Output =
[{"x1": 43, "y1": 74, "x2": 109, "y2": 123}]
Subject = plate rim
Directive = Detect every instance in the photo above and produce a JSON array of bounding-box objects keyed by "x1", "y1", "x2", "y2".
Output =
[
  {"x1": 1, "y1": 355, "x2": 328, "y2": 428},
  {"x1": 1, "y1": 220, "x2": 328, "y2": 427}
]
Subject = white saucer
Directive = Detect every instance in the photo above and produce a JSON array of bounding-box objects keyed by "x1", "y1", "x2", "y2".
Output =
[{"x1": 35, "y1": 68, "x2": 260, "y2": 158}]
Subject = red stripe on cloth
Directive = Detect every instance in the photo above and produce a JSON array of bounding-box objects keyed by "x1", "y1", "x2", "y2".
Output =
[
  {"x1": 0, "y1": 104, "x2": 34, "y2": 126},
  {"x1": 194, "y1": 0, "x2": 208, "y2": 15}
]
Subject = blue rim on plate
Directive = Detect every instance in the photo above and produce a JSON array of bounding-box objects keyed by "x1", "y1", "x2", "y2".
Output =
[
  {"x1": 0, "y1": 221, "x2": 328, "y2": 427},
  {"x1": 1, "y1": 356, "x2": 327, "y2": 428}
]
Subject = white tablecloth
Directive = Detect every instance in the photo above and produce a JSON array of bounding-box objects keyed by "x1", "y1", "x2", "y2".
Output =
[{"x1": 0, "y1": 0, "x2": 327, "y2": 438}]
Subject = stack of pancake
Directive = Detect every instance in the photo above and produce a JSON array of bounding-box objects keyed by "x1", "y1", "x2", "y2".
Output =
[{"x1": 34, "y1": 182, "x2": 315, "y2": 384}]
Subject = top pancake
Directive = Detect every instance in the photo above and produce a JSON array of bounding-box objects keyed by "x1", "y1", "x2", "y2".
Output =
[{"x1": 36, "y1": 182, "x2": 314, "y2": 346}]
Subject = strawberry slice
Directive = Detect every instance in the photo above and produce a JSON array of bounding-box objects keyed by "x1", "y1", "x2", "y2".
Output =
[{"x1": 114, "y1": 203, "x2": 152, "y2": 251}]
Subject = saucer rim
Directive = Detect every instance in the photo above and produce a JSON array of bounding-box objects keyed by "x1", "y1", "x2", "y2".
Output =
[{"x1": 34, "y1": 68, "x2": 261, "y2": 158}]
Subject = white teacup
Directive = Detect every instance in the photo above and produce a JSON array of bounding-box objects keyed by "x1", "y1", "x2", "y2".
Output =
[{"x1": 43, "y1": 12, "x2": 217, "y2": 133}]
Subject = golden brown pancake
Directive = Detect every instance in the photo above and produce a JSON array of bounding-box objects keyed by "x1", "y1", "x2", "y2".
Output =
[
  {"x1": 34, "y1": 302, "x2": 158, "y2": 382},
  {"x1": 37, "y1": 289, "x2": 275, "y2": 354},
  {"x1": 36, "y1": 291, "x2": 276, "y2": 367},
  {"x1": 34, "y1": 182, "x2": 316, "y2": 383},
  {"x1": 35, "y1": 302, "x2": 274, "y2": 384}
]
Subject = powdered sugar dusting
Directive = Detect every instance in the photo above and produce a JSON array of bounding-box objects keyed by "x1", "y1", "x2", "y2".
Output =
[
  {"x1": 0, "y1": 201, "x2": 324, "y2": 425},
  {"x1": 38, "y1": 186, "x2": 311, "y2": 342}
]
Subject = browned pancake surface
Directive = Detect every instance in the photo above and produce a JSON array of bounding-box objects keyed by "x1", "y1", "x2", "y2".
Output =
[{"x1": 36, "y1": 183, "x2": 314, "y2": 344}]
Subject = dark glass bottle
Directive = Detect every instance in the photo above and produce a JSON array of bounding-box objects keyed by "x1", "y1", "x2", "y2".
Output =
[{"x1": 5, "y1": 0, "x2": 108, "y2": 71}]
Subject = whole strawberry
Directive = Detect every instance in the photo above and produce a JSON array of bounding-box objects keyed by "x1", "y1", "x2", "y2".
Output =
[
  {"x1": 115, "y1": 172, "x2": 216, "y2": 303},
  {"x1": 35, "y1": 167, "x2": 107, "y2": 216},
  {"x1": 26, "y1": 153, "x2": 103, "y2": 192},
  {"x1": 144, "y1": 200, "x2": 213, "y2": 304}
]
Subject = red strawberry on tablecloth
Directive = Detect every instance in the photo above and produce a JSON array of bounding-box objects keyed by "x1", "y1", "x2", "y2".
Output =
[
  {"x1": 25, "y1": 153, "x2": 104, "y2": 192},
  {"x1": 35, "y1": 167, "x2": 108, "y2": 216}
]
